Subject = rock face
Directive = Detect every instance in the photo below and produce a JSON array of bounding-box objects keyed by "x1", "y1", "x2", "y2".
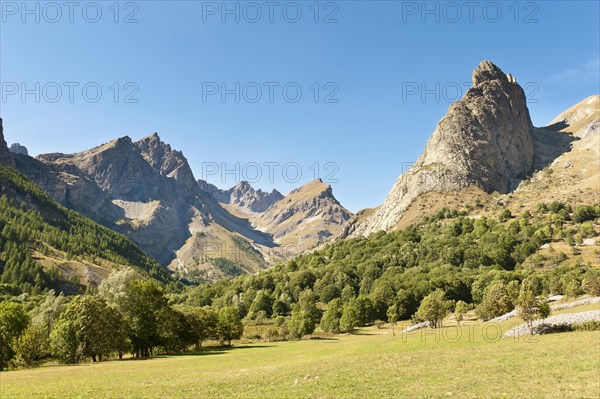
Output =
[
  {"x1": 253, "y1": 179, "x2": 353, "y2": 252},
  {"x1": 198, "y1": 179, "x2": 284, "y2": 212},
  {"x1": 8, "y1": 143, "x2": 28, "y2": 156},
  {"x1": 0, "y1": 118, "x2": 15, "y2": 167},
  {"x1": 229, "y1": 181, "x2": 284, "y2": 212},
  {"x1": 198, "y1": 177, "x2": 350, "y2": 255},
  {"x1": 15, "y1": 133, "x2": 205, "y2": 265},
  {"x1": 549, "y1": 94, "x2": 599, "y2": 139},
  {"x1": 345, "y1": 61, "x2": 535, "y2": 237}
]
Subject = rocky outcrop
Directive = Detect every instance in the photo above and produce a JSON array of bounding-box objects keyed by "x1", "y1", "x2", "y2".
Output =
[
  {"x1": 8, "y1": 143, "x2": 28, "y2": 156},
  {"x1": 0, "y1": 118, "x2": 15, "y2": 167},
  {"x1": 198, "y1": 179, "x2": 230, "y2": 202},
  {"x1": 14, "y1": 134, "x2": 203, "y2": 264},
  {"x1": 198, "y1": 179, "x2": 284, "y2": 213},
  {"x1": 229, "y1": 181, "x2": 284, "y2": 213},
  {"x1": 502, "y1": 310, "x2": 600, "y2": 338},
  {"x1": 134, "y1": 133, "x2": 198, "y2": 195},
  {"x1": 12, "y1": 154, "x2": 120, "y2": 224},
  {"x1": 253, "y1": 179, "x2": 352, "y2": 251},
  {"x1": 345, "y1": 61, "x2": 535, "y2": 237}
]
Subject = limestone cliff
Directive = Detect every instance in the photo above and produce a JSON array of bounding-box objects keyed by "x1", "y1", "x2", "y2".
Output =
[{"x1": 345, "y1": 61, "x2": 535, "y2": 237}]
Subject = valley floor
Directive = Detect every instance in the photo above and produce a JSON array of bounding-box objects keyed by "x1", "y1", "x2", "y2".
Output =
[{"x1": 1, "y1": 304, "x2": 599, "y2": 399}]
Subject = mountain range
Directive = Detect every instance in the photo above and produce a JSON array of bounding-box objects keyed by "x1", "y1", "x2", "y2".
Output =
[
  {"x1": 6, "y1": 128, "x2": 352, "y2": 282},
  {"x1": 1, "y1": 60, "x2": 597, "y2": 288}
]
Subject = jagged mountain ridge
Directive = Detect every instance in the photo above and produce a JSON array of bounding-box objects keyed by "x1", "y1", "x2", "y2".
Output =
[
  {"x1": 199, "y1": 177, "x2": 353, "y2": 257},
  {"x1": 15, "y1": 134, "x2": 203, "y2": 265},
  {"x1": 0, "y1": 119, "x2": 173, "y2": 291},
  {"x1": 198, "y1": 179, "x2": 284, "y2": 213},
  {"x1": 252, "y1": 178, "x2": 353, "y2": 253},
  {"x1": 10, "y1": 127, "x2": 350, "y2": 282}
]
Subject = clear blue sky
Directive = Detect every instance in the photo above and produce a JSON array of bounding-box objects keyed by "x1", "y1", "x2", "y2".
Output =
[{"x1": 1, "y1": 1, "x2": 598, "y2": 212}]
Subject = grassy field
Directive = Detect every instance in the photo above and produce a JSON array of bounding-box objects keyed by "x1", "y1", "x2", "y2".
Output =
[{"x1": 1, "y1": 307, "x2": 599, "y2": 399}]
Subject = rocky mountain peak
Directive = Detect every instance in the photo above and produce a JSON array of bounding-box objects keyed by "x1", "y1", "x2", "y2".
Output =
[
  {"x1": 197, "y1": 179, "x2": 284, "y2": 213},
  {"x1": 289, "y1": 178, "x2": 330, "y2": 196},
  {"x1": 232, "y1": 180, "x2": 252, "y2": 192},
  {"x1": 133, "y1": 133, "x2": 196, "y2": 192},
  {"x1": 345, "y1": 61, "x2": 535, "y2": 237},
  {"x1": 115, "y1": 136, "x2": 133, "y2": 146},
  {"x1": 9, "y1": 143, "x2": 28, "y2": 156},
  {"x1": 253, "y1": 178, "x2": 352, "y2": 249},
  {"x1": 231, "y1": 181, "x2": 284, "y2": 212},
  {"x1": 0, "y1": 118, "x2": 15, "y2": 167},
  {"x1": 472, "y1": 60, "x2": 509, "y2": 86}
]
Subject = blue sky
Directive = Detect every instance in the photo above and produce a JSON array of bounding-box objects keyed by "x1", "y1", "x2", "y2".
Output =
[{"x1": 1, "y1": 0, "x2": 599, "y2": 212}]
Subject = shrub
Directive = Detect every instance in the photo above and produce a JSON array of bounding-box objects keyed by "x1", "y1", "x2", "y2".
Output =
[
  {"x1": 416, "y1": 289, "x2": 449, "y2": 328},
  {"x1": 288, "y1": 306, "x2": 316, "y2": 339},
  {"x1": 572, "y1": 205, "x2": 598, "y2": 223},
  {"x1": 573, "y1": 321, "x2": 600, "y2": 331},
  {"x1": 339, "y1": 301, "x2": 361, "y2": 333},
  {"x1": 14, "y1": 322, "x2": 50, "y2": 367},
  {"x1": 477, "y1": 282, "x2": 513, "y2": 321},
  {"x1": 534, "y1": 323, "x2": 573, "y2": 335}
]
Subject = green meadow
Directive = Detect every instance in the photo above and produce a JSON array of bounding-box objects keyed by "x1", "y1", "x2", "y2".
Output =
[{"x1": 2, "y1": 305, "x2": 599, "y2": 399}]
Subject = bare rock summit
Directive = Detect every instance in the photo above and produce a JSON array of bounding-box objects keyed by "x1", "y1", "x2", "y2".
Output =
[{"x1": 345, "y1": 60, "x2": 535, "y2": 237}]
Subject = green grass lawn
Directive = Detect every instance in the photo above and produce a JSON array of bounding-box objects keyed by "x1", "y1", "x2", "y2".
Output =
[{"x1": 1, "y1": 311, "x2": 599, "y2": 399}]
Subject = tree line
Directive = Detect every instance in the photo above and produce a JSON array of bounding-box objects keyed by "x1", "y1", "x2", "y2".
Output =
[
  {"x1": 0, "y1": 269, "x2": 242, "y2": 370},
  {"x1": 181, "y1": 202, "x2": 599, "y2": 329}
]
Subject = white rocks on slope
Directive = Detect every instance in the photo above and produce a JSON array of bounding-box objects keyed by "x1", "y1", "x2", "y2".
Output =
[
  {"x1": 502, "y1": 310, "x2": 600, "y2": 338},
  {"x1": 488, "y1": 296, "x2": 600, "y2": 323}
]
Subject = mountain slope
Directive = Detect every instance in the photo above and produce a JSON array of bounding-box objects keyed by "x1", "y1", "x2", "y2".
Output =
[
  {"x1": 15, "y1": 134, "x2": 201, "y2": 265},
  {"x1": 0, "y1": 121, "x2": 174, "y2": 293},
  {"x1": 253, "y1": 179, "x2": 353, "y2": 252},
  {"x1": 498, "y1": 94, "x2": 599, "y2": 213},
  {"x1": 12, "y1": 127, "x2": 351, "y2": 282}
]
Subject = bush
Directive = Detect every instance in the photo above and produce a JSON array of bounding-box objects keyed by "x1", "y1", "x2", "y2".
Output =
[
  {"x1": 340, "y1": 301, "x2": 361, "y2": 333},
  {"x1": 416, "y1": 289, "x2": 449, "y2": 328},
  {"x1": 477, "y1": 282, "x2": 513, "y2": 321},
  {"x1": 288, "y1": 304, "x2": 317, "y2": 339},
  {"x1": 14, "y1": 322, "x2": 50, "y2": 367},
  {"x1": 572, "y1": 205, "x2": 598, "y2": 223},
  {"x1": 534, "y1": 323, "x2": 573, "y2": 335},
  {"x1": 534, "y1": 321, "x2": 600, "y2": 334},
  {"x1": 573, "y1": 320, "x2": 600, "y2": 331}
]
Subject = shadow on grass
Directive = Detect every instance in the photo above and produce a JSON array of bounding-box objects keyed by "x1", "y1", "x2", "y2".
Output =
[
  {"x1": 308, "y1": 337, "x2": 339, "y2": 342},
  {"x1": 350, "y1": 331, "x2": 380, "y2": 336},
  {"x1": 160, "y1": 344, "x2": 274, "y2": 358}
]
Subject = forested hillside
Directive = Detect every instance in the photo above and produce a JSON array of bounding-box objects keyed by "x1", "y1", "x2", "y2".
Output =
[
  {"x1": 185, "y1": 202, "x2": 600, "y2": 325},
  {"x1": 0, "y1": 163, "x2": 175, "y2": 295}
]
